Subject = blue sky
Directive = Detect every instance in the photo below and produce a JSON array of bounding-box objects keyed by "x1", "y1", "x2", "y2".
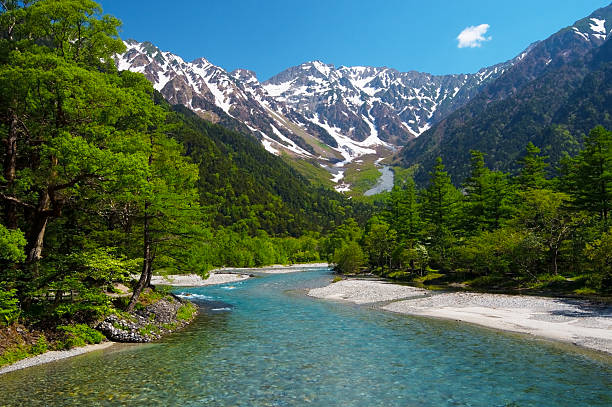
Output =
[{"x1": 98, "y1": 0, "x2": 610, "y2": 81}]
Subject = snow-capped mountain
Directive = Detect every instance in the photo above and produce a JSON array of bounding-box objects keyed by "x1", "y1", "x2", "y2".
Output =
[
  {"x1": 114, "y1": 41, "x2": 517, "y2": 168},
  {"x1": 113, "y1": 4, "x2": 611, "y2": 188},
  {"x1": 116, "y1": 40, "x2": 331, "y2": 160},
  {"x1": 262, "y1": 60, "x2": 515, "y2": 144}
]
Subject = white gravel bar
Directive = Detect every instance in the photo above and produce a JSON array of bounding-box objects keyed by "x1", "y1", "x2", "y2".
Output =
[
  {"x1": 152, "y1": 264, "x2": 330, "y2": 285},
  {"x1": 0, "y1": 342, "x2": 115, "y2": 375},
  {"x1": 309, "y1": 279, "x2": 428, "y2": 304},
  {"x1": 150, "y1": 272, "x2": 251, "y2": 287},
  {"x1": 309, "y1": 279, "x2": 612, "y2": 354}
]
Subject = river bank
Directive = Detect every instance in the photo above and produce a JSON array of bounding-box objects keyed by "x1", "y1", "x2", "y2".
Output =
[
  {"x1": 309, "y1": 279, "x2": 612, "y2": 354},
  {"x1": 0, "y1": 342, "x2": 114, "y2": 375},
  {"x1": 0, "y1": 264, "x2": 330, "y2": 375}
]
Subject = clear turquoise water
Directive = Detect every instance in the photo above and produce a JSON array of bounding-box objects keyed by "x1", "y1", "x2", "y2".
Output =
[{"x1": 1, "y1": 267, "x2": 610, "y2": 406}]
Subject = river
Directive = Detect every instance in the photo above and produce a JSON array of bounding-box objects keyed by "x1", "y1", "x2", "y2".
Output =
[
  {"x1": 365, "y1": 165, "x2": 394, "y2": 196},
  {"x1": 0, "y1": 267, "x2": 610, "y2": 406}
]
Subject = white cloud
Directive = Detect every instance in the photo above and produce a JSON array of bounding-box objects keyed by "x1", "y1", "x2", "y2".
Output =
[{"x1": 457, "y1": 24, "x2": 492, "y2": 48}]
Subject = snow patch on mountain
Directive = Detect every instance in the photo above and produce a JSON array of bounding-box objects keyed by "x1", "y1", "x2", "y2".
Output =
[{"x1": 589, "y1": 18, "x2": 606, "y2": 34}]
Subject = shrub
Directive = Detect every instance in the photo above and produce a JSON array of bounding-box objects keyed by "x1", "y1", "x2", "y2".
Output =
[
  {"x1": 333, "y1": 241, "x2": 365, "y2": 274},
  {"x1": 0, "y1": 284, "x2": 20, "y2": 326},
  {"x1": 56, "y1": 324, "x2": 104, "y2": 350}
]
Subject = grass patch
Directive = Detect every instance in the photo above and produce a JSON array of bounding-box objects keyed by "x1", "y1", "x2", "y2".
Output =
[
  {"x1": 332, "y1": 276, "x2": 343, "y2": 283},
  {"x1": 137, "y1": 288, "x2": 166, "y2": 306},
  {"x1": 138, "y1": 323, "x2": 161, "y2": 337},
  {"x1": 281, "y1": 156, "x2": 334, "y2": 188},
  {"x1": 387, "y1": 271, "x2": 411, "y2": 280},
  {"x1": 0, "y1": 335, "x2": 48, "y2": 367},
  {"x1": 343, "y1": 162, "x2": 381, "y2": 196},
  {"x1": 176, "y1": 302, "x2": 197, "y2": 322},
  {"x1": 414, "y1": 272, "x2": 445, "y2": 284},
  {"x1": 56, "y1": 324, "x2": 104, "y2": 350}
]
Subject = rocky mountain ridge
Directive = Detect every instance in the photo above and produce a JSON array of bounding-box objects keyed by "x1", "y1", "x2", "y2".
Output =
[
  {"x1": 114, "y1": 4, "x2": 612, "y2": 190},
  {"x1": 114, "y1": 40, "x2": 519, "y2": 171}
]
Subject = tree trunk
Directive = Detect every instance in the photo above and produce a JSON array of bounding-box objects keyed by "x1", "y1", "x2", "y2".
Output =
[
  {"x1": 127, "y1": 204, "x2": 151, "y2": 312},
  {"x1": 127, "y1": 139, "x2": 154, "y2": 312},
  {"x1": 26, "y1": 191, "x2": 51, "y2": 265},
  {"x1": 3, "y1": 112, "x2": 18, "y2": 229}
]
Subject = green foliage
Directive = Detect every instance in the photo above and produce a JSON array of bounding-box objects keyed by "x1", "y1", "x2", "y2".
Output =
[
  {"x1": 383, "y1": 178, "x2": 420, "y2": 242},
  {"x1": 56, "y1": 324, "x2": 104, "y2": 350},
  {"x1": 516, "y1": 143, "x2": 549, "y2": 191},
  {"x1": 0, "y1": 283, "x2": 20, "y2": 325},
  {"x1": 333, "y1": 241, "x2": 366, "y2": 275},
  {"x1": 363, "y1": 217, "x2": 396, "y2": 270},
  {"x1": 420, "y1": 157, "x2": 462, "y2": 266},
  {"x1": 176, "y1": 302, "x2": 197, "y2": 322},
  {"x1": 336, "y1": 130, "x2": 612, "y2": 293},
  {"x1": 562, "y1": 125, "x2": 612, "y2": 222},
  {"x1": 138, "y1": 323, "x2": 161, "y2": 337},
  {"x1": 584, "y1": 227, "x2": 612, "y2": 292},
  {"x1": 0, "y1": 224, "x2": 26, "y2": 263},
  {"x1": 0, "y1": 334, "x2": 48, "y2": 367},
  {"x1": 462, "y1": 151, "x2": 514, "y2": 233},
  {"x1": 169, "y1": 105, "x2": 365, "y2": 237}
]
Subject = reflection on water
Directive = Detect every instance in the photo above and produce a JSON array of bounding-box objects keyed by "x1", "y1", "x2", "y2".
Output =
[{"x1": 0, "y1": 268, "x2": 610, "y2": 406}]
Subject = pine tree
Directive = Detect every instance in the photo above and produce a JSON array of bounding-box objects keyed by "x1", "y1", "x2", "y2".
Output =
[
  {"x1": 420, "y1": 157, "x2": 461, "y2": 266},
  {"x1": 384, "y1": 177, "x2": 420, "y2": 243},
  {"x1": 564, "y1": 126, "x2": 612, "y2": 223},
  {"x1": 516, "y1": 142, "x2": 548, "y2": 190}
]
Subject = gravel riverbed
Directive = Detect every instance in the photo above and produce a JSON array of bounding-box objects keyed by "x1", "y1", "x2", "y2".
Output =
[{"x1": 309, "y1": 279, "x2": 612, "y2": 354}]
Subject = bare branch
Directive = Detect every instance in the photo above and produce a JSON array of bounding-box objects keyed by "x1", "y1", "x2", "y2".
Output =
[{"x1": 0, "y1": 192, "x2": 35, "y2": 209}]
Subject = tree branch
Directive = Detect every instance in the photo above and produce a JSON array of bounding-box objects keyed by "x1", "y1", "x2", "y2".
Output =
[{"x1": 0, "y1": 192, "x2": 35, "y2": 209}]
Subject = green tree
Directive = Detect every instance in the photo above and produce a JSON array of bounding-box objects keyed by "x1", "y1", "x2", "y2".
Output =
[
  {"x1": 363, "y1": 217, "x2": 397, "y2": 271},
  {"x1": 513, "y1": 189, "x2": 583, "y2": 276},
  {"x1": 516, "y1": 142, "x2": 548, "y2": 190},
  {"x1": 420, "y1": 157, "x2": 461, "y2": 266},
  {"x1": 383, "y1": 178, "x2": 420, "y2": 243},
  {"x1": 320, "y1": 218, "x2": 362, "y2": 261},
  {"x1": 461, "y1": 151, "x2": 514, "y2": 233},
  {"x1": 462, "y1": 150, "x2": 488, "y2": 231},
  {"x1": 333, "y1": 241, "x2": 365, "y2": 275},
  {"x1": 563, "y1": 126, "x2": 612, "y2": 223},
  {"x1": 127, "y1": 116, "x2": 201, "y2": 311}
]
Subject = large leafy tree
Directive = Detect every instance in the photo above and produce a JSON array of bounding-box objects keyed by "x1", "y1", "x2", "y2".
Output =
[
  {"x1": 0, "y1": 0, "x2": 202, "y2": 313},
  {"x1": 127, "y1": 121, "x2": 201, "y2": 311}
]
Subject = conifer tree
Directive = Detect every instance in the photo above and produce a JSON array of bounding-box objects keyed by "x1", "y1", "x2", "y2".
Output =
[
  {"x1": 420, "y1": 157, "x2": 461, "y2": 265},
  {"x1": 563, "y1": 126, "x2": 611, "y2": 223},
  {"x1": 516, "y1": 142, "x2": 548, "y2": 190}
]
